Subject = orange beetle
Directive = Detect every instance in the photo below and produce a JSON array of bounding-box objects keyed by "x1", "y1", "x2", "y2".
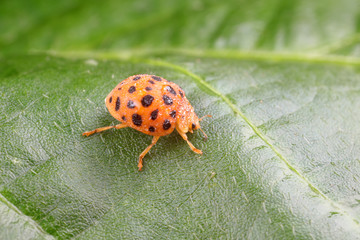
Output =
[{"x1": 83, "y1": 74, "x2": 211, "y2": 170}]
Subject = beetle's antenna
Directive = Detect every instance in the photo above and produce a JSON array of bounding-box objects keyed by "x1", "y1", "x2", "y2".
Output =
[
  {"x1": 198, "y1": 115, "x2": 211, "y2": 141},
  {"x1": 199, "y1": 114, "x2": 212, "y2": 121}
]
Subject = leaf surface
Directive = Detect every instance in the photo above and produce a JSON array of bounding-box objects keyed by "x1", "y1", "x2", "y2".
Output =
[{"x1": 1, "y1": 0, "x2": 360, "y2": 239}]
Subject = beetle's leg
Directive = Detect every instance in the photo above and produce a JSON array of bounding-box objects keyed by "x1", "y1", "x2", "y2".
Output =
[
  {"x1": 176, "y1": 128, "x2": 203, "y2": 155},
  {"x1": 82, "y1": 123, "x2": 127, "y2": 136},
  {"x1": 138, "y1": 136, "x2": 160, "y2": 171}
]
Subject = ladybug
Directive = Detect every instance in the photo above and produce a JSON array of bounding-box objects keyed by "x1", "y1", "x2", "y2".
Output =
[{"x1": 83, "y1": 74, "x2": 211, "y2": 171}]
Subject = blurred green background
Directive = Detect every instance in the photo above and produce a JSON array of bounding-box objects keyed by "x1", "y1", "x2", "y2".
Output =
[
  {"x1": 1, "y1": 0, "x2": 360, "y2": 54},
  {"x1": 1, "y1": 0, "x2": 360, "y2": 239}
]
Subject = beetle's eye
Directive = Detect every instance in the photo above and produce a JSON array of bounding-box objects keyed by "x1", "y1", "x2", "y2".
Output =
[{"x1": 192, "y1": 123, "x2": 196, "y2": 129}]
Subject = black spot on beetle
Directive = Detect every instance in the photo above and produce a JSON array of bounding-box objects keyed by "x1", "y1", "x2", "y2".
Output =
[
  {"x1": 141, "y1": 95, "x2": 154, "y2": 107},
  {"x1": 132, "y1": 114, "x2": 142, "y2": 126},
  {"x1": 115, "y1": 97, "x2": 120, "y2": 111},
  {"x1": 148, "y1": 80, "x2": 155, "y2": 84},
  {"x1": 170, "y1": 110, "x2": 176, "y2": 118},
  {"x1": 179, "y1": 91, "x2": 184, "y2": 98},
  {"x1": 149, "y1": 126, "x2": 155, "y2": 132},
  {"x1": 118, "y1": 87, "x2": 122, "y2": 90},
  {"x1": 127, "y1": 100, "x2": 136, "y2": 109},
  {"x1": 165, "y1": 86, "x2": 176, "y2": 96},
  {"x1": 128, "y1": 86, "x2": 136, "y2": 93},
  {"x1": 133, "y1": 76, "x2": 141, "y2": 81},
  {"x1": 109, "y1": 96, "x2": 112, "y2": 103},
  {"x1": 122, "y1": 116, "x2": 126, "y2": 121},
  {"x1": 163, "y1": 119, "x2": 171, "y2": 130},
  {"x1": 152, "y1": 76, "x2": 162, "y2": 81},
  {"x1": 150, "y1": 109, "x2": 158, "y2": 120},
  {"x1": 163, "y1": 95, "x2": 173, "y2": 105},
  {"x1": 145, "y1": 87, "x2": 152, "y2": 91}
]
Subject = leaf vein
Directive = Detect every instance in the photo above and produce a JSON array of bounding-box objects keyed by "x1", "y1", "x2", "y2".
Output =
[
  {"x1": 0, "y1": 193, "x2": 55, "y2": 239},
  {"x1": 42, "y1": 49, "x2": 360, "y2": 67}
]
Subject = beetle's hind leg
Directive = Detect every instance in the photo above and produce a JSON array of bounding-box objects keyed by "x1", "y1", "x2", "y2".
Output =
[
  {"x1": 138, "y1": 136, "x2": 160, "y2": 171},
  {"x1": 82, "y1": 123, "x2": 127, "y2": 136}
]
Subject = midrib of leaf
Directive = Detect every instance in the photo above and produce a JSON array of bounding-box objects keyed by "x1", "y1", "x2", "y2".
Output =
[
  {"x1": 0, "y1": 193, "x2": 54, "y2": 239},
  {"x1": 40, "y1": 49, "x2": 360, "y2": 228}
]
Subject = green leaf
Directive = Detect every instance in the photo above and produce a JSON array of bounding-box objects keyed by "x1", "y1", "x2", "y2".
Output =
[
  {"x1": 0, "y1": 194, "x2": 53, "y2": 240},
  {"x1": 1, "y1": 0, "x2": 360, "y2": 239}
]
